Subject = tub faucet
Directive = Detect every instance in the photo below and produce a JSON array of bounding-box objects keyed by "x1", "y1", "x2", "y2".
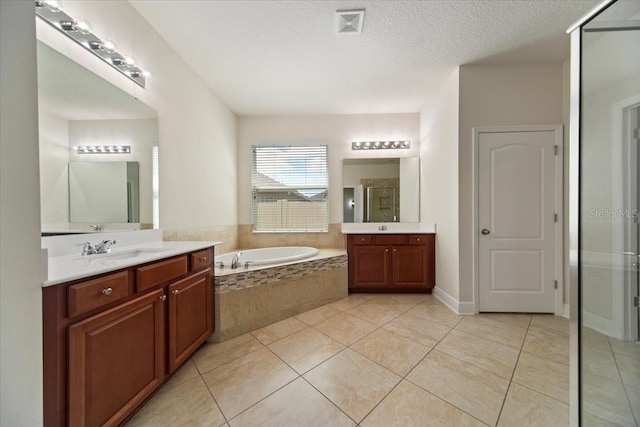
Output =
[{"x1": 231, "y1": 251, "x2": 243, "y2": 269}]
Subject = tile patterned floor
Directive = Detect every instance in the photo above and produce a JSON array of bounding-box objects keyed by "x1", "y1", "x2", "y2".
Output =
[
  {"x1": 126, "y1": 294, "x2": 572, "y2": 427},
  {"x1": 581, "y1": 328, "x2": 640, "y2": 426}
]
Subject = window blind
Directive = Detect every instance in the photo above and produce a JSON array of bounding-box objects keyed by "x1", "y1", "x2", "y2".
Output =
[{"x1": 252, "y1": 144, "x2": 329, "y2": 232}]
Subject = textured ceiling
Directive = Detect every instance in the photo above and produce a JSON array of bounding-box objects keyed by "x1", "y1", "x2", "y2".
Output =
[{"x1": 130, "y1": 0, "x2": 600, "y2": 116}]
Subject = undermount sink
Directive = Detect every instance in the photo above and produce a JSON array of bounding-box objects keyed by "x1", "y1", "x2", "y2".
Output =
[{"x1": 73, "y1": 248, "x2": 166, "y2": 262}]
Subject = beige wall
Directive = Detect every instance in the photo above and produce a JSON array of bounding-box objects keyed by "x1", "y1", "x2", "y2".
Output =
[
  {"x1": 0, "y1": 1, "x2": 44, "y2": 425},
  {"x1": 420, "y1": 68, "x2": 461, "y2": 302},
  {"x1": 37, "y1": 0, "x2": 238, "y2": 238},
  {"x1": 237, "y1": 114, "x2": 420, "y2": 226},
  {"x1": 458, "y1": 64, "x2": 565, "y2": 303}
]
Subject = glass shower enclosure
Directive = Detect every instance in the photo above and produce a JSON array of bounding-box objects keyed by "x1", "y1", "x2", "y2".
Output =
[{"x1": 570, "y1": 0, "x2": 640, "y2": 424}]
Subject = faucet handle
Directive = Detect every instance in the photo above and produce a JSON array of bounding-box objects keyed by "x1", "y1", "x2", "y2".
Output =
[{"x1": 76, "y1": 241, "x2": 96, "y2": 255}]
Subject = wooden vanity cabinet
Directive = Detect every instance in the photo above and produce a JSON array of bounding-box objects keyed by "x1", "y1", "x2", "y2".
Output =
[
  {"x1": 347, "y1": 234, "x2": 435, "y2": 292},
  {"x1": 68, "y1": 289, "x2": 166, "y2": 427},
  {"x1": 43, "y1": 248, "x2": 215, "y2": 427}
]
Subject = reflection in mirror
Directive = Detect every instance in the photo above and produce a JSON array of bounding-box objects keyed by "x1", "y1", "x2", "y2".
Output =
[
  {"x1": 579, "y1": 0, "x2": 640, "y2": 423},
  {"x1": 342, "y1": 157, "x2": 420, "y2": 223},
  {"x1": 69, "y1": 162, "x2": 139, "y2": 223},
  {"x1": 37, "y1": 41, "x2": 158, "y2": 234}
]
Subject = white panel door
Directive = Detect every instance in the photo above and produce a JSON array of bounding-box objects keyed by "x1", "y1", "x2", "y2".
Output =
[{"x1": 478, "y1": 130, "x2": 557, "y2": 312}]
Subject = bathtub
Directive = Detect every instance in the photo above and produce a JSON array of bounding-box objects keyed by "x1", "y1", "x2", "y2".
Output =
[
  {"x1": 215, "y1": 246, "x2": 320, "y2": 269},
  {"x1": 209, "y1": 247, "x2": 348, "y2": 342}
]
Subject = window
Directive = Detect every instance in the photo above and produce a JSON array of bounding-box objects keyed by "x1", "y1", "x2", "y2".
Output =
[{"x1": 252, "y1": 144, "x2": 329, "y2": 232}]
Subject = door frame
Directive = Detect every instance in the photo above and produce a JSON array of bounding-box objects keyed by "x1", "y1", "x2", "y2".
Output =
[{"x1": 472, "y1": 125, "x2": 564, "y2": 315}]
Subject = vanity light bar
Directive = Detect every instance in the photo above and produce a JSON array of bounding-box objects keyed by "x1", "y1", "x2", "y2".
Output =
[
  {"x1": 351, "y1": 140, "x2": 411, "y2": 150},
  {"x1": 35, "y1": 1, "x2": 149, "y2": 88},
  {"x1": 76, "y1": 145, "x2": 131, "y2": 154}
]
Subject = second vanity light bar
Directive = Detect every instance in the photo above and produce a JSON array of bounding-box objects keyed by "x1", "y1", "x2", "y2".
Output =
[
  {"x1": 352, "y1": 140, "x2": 411, "y2": 150},
  {"x1": 76, "y1": 145, "x2": 131, "y2": 154}
]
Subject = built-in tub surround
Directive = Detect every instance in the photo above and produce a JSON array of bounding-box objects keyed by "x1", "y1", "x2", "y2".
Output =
[
  {"x1": 238, "y1": 223, "x2": 345, "y2": 250},
  {"x1": 210, "y1": 249, "x2": 348, "y2": 342}
]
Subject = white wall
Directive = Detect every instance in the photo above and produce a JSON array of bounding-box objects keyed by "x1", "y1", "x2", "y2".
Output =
[
  {"x1": 39, "y1": 111, "x2": 70, "y2": 224},
  {"x1": 0, "y1": 1, "x2": 44, "y2": 425},
  {"x1": 37, "y1": 0, "x2": 238, "y2": 231},
  {"x1": 69, "y1": 118, "x2": 158, "y2": 224},
  {"x1": 238, "y1": 114, "x2": 420, "y2": 225},
  {"x1": 420, "y1": 68, "x2": 461, "y2": 302},
  {"x1": 458, "y1": 64, "x2": 564, "y2": 303}
]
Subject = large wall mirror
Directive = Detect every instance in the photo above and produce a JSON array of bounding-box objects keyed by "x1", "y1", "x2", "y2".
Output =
[
  {"x1": 37, "y1": 41, "x2": 158, "y2": 234},
  {"x1": 342, "y1": 157, "x2": 420, "y2": 223}
]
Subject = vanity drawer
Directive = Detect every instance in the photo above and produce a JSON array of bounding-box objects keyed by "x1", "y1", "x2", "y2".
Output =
[
  {"x1": 353, "y1": 235, "x2": 374, "y2": 245},
  {"x1": 375, "y1": 235, "x2": 406, "y2": 245},
  {"x1": 190, "y1": 248, "x2": 212, "y2": 271},
  {"x1": 68, "y1": 271, "x2": 130, "y2": 318},
  {"x1": 136, "y1": 256, "x2": 188, "y2": 292},
  {"x1": 408, "y1": 235, "x2": 429, "y2": 245}
]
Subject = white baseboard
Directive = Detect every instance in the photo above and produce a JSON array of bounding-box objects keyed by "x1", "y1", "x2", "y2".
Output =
[
  {"x1": 562, "y1": 304, "x2": 570, "y2": 319},
  {"x1": 433, "y1": 287, "x2": 475, "y2": 315},
  {"x1": 583, "y1": 311, "x2": 621, "y2": 339}
]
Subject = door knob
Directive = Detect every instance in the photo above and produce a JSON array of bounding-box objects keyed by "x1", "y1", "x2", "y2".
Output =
[{"x1": 481, "y1": 229, "x2": 490, "y2": 235}]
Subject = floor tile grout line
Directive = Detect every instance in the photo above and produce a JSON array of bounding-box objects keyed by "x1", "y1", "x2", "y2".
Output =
[
  {"x1": 606, "y1": 334, "x2": 639, "y2": 423},
  {"x1": 198, "y1": 364, "x2": 230, "y2": 426},
  {"x1": 494, "y1": 313, "x2": 534, "y2": 427},
  {"x1": 193, "y1": 341, "x2": 268, "y2": 377},
  {"x1": 299, "y1": 374, "x2": 361, "y2": 425},
  {"x1": 224, "y1": 375, "x2": 300, "y2": 425}
]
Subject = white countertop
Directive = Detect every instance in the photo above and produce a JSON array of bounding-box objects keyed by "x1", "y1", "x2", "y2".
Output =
[
  {"x1": 341, "y1": 222, "x2": 436, "y2": 234},
  {"x1": 42, "y1": 230, "x2": 221, "y2": 287}
]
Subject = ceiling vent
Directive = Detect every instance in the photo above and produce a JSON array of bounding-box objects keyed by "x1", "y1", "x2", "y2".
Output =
[{"x1": 336, "y1": 9, "x2": 365, "y2": 34}]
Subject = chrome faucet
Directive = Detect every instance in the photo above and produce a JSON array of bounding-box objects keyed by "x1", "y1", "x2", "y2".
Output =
[
  {"x1": 78, "y1": 241, "x2": 97, "y2": 256},
  {"x1": 95, "y1": 239, "x2": 116, "y2": 254},
  {"x1": 231, "y1": 251, "x2": 243, "y2": 269}
]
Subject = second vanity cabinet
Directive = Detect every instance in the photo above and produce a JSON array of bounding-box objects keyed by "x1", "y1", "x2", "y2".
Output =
[
  {"x1": 44, "y1": 247, "x2": 214, "y2": 427},
  {"x1": 347, "y1": 234, "x2": 435, "y2": 292}
]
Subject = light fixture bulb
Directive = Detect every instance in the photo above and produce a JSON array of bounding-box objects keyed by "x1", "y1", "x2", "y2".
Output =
[
  {"x1": 141, "y1": 70, "x2": 151, "y2": 78},
  {"x1": 75, "y1": 17, "x2": 91, "y2": 34},
  {"x1": 124, "y1": 56, "x2": 136, "y2": 67},
  {"x1": 102, "y1": 40, "x2": 117, "y2": 53}
]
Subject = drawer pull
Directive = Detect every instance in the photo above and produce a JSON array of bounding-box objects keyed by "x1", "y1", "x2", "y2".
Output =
[
  {"x1": 199, "y1": 256, "x2": 208, "y2": 262},
  {"x1": 160, "y1": 294, "x2": 167, "y2": 301},
  {"x1": 172, "y1": 289, "x2": 179, "y2": 296},
  {"x1": 416, "y1": 238, "x2": 421, "y2": 242},
  {"x1": 102, "y1": 287, "x2": 113, "y2": 296}
]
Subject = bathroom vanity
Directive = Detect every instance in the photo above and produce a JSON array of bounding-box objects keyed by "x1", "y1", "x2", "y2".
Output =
[
  {"x1": 346, "y1": 232, "x2": 435, "y2": 293},
  {"x1": 42, "y1": 234, "x2": 219, "y2": 427}
]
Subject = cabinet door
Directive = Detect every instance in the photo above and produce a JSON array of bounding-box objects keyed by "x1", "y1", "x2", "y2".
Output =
[
  {"x1": 68, "y1": 289, "x2": 165, "y2": 427},
  {"x1": 352, "y1": 246, "x2": 390, "y2": 288},
  {"x1": 392, "y1": 246, "x2": 428, "y2": 289},
  {"x1": 167, "y1": 268, "x2": 212, "y2": 372}
]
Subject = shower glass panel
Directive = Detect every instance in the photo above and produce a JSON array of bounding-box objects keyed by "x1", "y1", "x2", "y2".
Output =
[{"x1": 580, "y1": 0, "x2": 640, "y2": 424}]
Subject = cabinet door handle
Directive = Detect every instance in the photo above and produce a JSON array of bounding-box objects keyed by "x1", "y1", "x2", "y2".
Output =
[
  {"x1": 416, "y1": 238, "x2": 421, "y2": 242},
  {"x1": 393, "y1": 249, "x2": 396, "y2": 252},
  {"x1": 102, "y1": 287, "x2": 113, "y2": 296},
  {"x1": 171, "y1": 289, "x2": 179, "y2": 296},
  {"x1": 199, "y1": 256, "x2": 208, "y2": 262},
  {"x1": 160, "y1": 294, "x2": 167, "y2": 301},
  {"x1": 385, "y1": 248, "x2": 389, "y2": 252}
]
